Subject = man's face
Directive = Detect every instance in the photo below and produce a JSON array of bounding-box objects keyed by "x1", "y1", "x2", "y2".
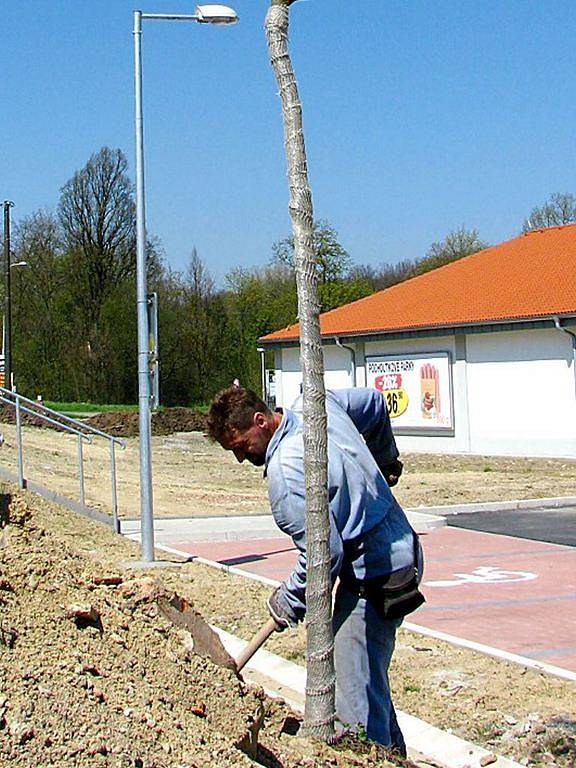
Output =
[{"x1": 220, "y1": 413, "x2": 272, "y2": 466}]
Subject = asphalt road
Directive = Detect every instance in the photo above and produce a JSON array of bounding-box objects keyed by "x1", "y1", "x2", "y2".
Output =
[{"x1": 447, "y1": 505, "x2": 576, "y2": 547}]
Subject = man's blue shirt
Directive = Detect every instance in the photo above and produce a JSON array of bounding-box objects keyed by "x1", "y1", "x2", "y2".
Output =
[{"x1": 265, "y1": 388, "x2": 416, "y2": 623}]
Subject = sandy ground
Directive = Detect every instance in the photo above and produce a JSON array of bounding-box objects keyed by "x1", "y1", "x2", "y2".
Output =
[
  {"x1": 0, "y1": 425, "x2": 575, "y2": 520},
  {"x1": 1, "y1": 488, "x2": 411, "y2": 768},
  {"x1": 0, "y1": 486, "x2": 574, "y2": 768},
  {"x1": 1, "y1": 422, "x2": 575, "y2": 766}
]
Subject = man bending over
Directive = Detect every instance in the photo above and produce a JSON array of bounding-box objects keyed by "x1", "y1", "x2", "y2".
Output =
[{"x1": 206, "y1": 385, "x2": 424, "y2": 755}]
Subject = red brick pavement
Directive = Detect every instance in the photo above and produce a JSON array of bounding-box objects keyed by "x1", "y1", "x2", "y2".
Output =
[{"x1": 172, "y1": 526, "x2": 576, "y2": 673}]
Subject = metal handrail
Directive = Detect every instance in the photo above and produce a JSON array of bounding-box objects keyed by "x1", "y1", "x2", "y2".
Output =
[
  {"x1": 0, "y1": 394, "x2": 92, "y2": 441},
  {"x1": 0, "y1": 387, "x2": 125, "y2": 447},
  {"x1": 0, "y1": 387, "x2": 126, "y2": 531}
]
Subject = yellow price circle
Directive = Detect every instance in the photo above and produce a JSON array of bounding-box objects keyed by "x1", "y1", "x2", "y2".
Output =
[{"x1": 383, "y1": 389, "x2": 409, "y2": 418}]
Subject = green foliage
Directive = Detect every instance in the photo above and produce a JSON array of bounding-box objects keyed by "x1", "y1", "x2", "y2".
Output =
[
  {"x1": 415, "y1": 226, "x2": 488, "y2": 275},
  {"x1": 272, "y1": 219, "x2": 352, "y2": 284},
  {"x1": 523, "y1": 192, "x2": 576, "y2": 232},
  {"x1": 318, "y1": 278, "x2": 372, "y2": 312}
]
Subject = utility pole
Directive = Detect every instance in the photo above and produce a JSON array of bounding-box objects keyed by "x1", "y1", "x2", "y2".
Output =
[{"x1": 3, "y1": 201, "x2": 14, "y2": 390}]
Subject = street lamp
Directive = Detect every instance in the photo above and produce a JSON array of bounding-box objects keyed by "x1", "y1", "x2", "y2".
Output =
[
  {"x1": 133, "y1": 4, "x2": 238, "y2": 562},
  {"x1": 256, "y1": 347, "x2": 266, "y2": 403},
  {"x1": 3, "y1": 201, "x2": 15, "y2": 390}
]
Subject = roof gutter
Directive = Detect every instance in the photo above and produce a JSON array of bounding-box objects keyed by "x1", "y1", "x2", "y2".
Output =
[
  {"x1": 260, "y1": 313, "x2": 576, "y2": 347},
  {"x1": 334, "y1": 336, "x2": 356, "y2": 387},
  {"x1": 553, "y1": 316, "x2": 576, "y2": 400}
]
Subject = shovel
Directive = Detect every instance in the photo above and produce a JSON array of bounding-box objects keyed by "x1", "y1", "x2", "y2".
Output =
[{"x1": 158, "y1": 593, "x2": 278, "y2": 677}]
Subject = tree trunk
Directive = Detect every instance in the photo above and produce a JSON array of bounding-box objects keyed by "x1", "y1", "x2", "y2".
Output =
[{"x1": 265, "y1": 0, "x2": 335, "y2": 742}]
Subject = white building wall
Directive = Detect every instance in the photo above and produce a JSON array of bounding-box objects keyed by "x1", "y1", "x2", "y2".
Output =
[
  {"x1": 276, "y1": 345, "x2": 352, "y2": 408},
  {"x1": 465, "y1": 329, "x2": 576, "y2": 457},
  {"x1": 273, "y1": 326, "x2": 576, "y2": 458}
]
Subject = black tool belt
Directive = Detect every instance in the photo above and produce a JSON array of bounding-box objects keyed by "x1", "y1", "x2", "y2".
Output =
[{"x1": 352, "y1": 532, "x2": 425, "y2": 621}]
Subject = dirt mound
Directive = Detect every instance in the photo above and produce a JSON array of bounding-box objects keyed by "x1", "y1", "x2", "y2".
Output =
[
  {"x1": 85, "y1": 408, "x2": 207, "y2": 438},
  {"x1": 0, "y1": 405, "x2": 207, "y2": 438},
  {"x1": 0, "y1": 488, "x2": 404, "y2": 768},
  {"x1": 0, "y1": 404, "x2": 65, "y2": 431}
]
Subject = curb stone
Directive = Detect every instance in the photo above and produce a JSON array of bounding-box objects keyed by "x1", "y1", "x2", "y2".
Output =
[
  {"x1": 212, "y1": 625, "x2": 525, "y2": 768},
  {"x1": 408, "y1": 495, "x2": 576, "y2": 517}
]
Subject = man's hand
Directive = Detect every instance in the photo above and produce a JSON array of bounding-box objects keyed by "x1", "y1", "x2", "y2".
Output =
[
  {"x1": 267, "y1": 588, "x2": 296, "y2": 632},
  {"x1": 380, "y1": 458, "x2": 403, "y2": 487}
]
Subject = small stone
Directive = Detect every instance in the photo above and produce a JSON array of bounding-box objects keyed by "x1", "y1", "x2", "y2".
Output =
[
  {"x1": 65, "y1": 603, "x2": 101, "y2": 624},
  {"x1": 92, "y1": 574, "x2": 123, "y2": 586},
  {"x1": 480, "y1": 754, "x2": 498, "y2": 766},
  {"x1": 82, "y1": 664, "x2": 101, "y2": 676},
  {"x1": 92, "y1": 688, "x2": 106, "y2": 703}
]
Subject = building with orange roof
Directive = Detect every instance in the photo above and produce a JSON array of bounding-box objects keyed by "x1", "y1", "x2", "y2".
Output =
[{"x1": 258, "y1": 225, "x2": 576, "y2": 457}]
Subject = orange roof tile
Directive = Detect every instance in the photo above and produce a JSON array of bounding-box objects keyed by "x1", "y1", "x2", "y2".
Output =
[{"x1": 261, "y1": 224, "x2": 576, "y2": 342}]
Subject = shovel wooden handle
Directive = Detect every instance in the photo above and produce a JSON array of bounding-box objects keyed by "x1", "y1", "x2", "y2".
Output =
[{"x1": 235, "y1": 617, "x2": 279, "y2": 673}]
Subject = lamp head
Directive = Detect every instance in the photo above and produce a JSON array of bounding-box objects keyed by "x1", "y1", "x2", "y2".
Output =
[{"x1": 195, "y1": 4, "x2": 238, "y2": 24}]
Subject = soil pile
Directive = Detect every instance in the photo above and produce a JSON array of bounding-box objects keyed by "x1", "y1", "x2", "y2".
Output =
[
  {"x1": 0, "y1": 403, "x2": 64, "y2": 431},
  {"x1": 0, "y1": 405, "x2": 207, "y2": 438},
  {"x1": 0, "y1": 489, "x2": 404, "y2": 768},
  {"x1": 85, "y1": 408, "x2": 206, "y2": 438}
]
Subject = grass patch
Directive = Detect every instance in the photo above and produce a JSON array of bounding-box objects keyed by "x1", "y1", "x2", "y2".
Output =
[{"x1": 44, "y1": 401, "x2": 138, "y2": 413}]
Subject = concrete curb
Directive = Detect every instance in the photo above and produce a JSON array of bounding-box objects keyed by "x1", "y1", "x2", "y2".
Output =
[
  {"x1": 212, "y1": 625, "x2": 525, "y2": 768},
  {"x1": 408, "y1": 495, "x2": 576, "y2": 517}
]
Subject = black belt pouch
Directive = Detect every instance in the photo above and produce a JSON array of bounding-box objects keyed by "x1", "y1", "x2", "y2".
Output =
[{"x1": 357, "y1": 533, "x2": 425, "y2": 620}]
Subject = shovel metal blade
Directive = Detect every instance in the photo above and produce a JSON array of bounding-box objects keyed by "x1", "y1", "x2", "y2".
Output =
[{"x1": 158, "y1": 593, "x2": 239, "y2": 675}]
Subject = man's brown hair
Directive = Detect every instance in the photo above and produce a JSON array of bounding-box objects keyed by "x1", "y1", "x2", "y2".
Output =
[{"x1": 206, "y1": 386, "x2": 271, "y2": 441}]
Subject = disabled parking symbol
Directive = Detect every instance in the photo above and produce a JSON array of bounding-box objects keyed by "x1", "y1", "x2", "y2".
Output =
[{"x1": 425, "y1": 565, "x2": 538, "y2": 588}]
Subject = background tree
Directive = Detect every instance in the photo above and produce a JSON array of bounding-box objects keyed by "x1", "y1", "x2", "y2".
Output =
[
  {"x1": 10, "y1": 211, "x2": 73, "y2": 398},
  {"x1": 272, "y1": 219, "x2": 352, "y2": 283},
  {"x1": 415, "y1": 225, "x2": 488, "y2": 275},
  {"x1": 523, "y1": 192, "x2": 576, "y2": 232},
  {"x1": 156, "y1": 250, "x2": 233, "y2": 405},
  {"x1": 57, "y1": 147, "x2": 164, "y2": 402},
  {"x1": 350, "y1": 259, "x2": 417, "y2": 292},
  {"x1": 266, "y1": 0, "x2": 335, "y2": 742},
  {"x1": 58, "y1": 147, "x2": 137, "y2": 326}
]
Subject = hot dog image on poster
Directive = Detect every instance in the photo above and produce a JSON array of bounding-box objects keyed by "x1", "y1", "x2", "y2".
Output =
[{"x1": 365, "y1": 353, "x2": 453, "y2": 431}]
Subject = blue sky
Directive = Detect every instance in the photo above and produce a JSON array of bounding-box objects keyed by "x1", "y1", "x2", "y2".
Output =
[{"x1": 2, "y1": 1, "x2": 576, "y2": 284}]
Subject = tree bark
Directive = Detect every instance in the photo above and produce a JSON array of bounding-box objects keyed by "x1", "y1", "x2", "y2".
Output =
[{"x1": 265, "y1": 1, "x2": 335, "y2": 742}]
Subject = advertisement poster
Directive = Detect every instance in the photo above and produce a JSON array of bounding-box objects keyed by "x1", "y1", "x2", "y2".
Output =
[{"x1": 365, "y1": 353, "x2": 453, "y2": 430}]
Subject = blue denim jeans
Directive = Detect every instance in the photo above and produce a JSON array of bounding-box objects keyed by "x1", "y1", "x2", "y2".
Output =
[{"x1": 333, "y1": 582, "x2": 406, "y2": 755}]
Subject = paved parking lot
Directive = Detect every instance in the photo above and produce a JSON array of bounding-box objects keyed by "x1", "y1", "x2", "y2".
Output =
[{"x1": 448, "y1": 504, "x2": 576, "y2": 547}]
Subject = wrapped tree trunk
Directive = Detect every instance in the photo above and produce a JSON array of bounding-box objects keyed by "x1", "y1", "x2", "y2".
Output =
[{"x1": 265, "y1": 0, "x2": 335, "y2": 742}]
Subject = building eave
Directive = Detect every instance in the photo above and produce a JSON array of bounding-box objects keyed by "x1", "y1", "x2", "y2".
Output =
[{"x1": 258, "y1": 313, "x2": 576, "y2": 348}]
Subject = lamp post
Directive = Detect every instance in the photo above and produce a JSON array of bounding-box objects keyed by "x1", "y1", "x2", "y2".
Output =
[
  {"x1": 3, "y1": 201, "x2": 15, "y2": 390},
  {"x1": 256, "y1": 347, "x2": 266, "y2": 404},
  {"x1": 133, "y1": 4, "x2": 238, "y2": 562}
]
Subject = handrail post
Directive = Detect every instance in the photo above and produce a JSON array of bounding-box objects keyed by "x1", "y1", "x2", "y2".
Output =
[
  {"x1": 110, "y1": 440, "x2": 120, "y2": 533},
  {"x1": 77, "y1": 434, "x2": 85, "y2": 505},
  {"x1": 15, "y1": 394, "x2": 24, "y2": 489}
]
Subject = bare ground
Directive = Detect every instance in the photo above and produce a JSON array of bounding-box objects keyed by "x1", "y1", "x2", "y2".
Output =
[
  {"x1": 0, "y1": 488, "x2": 408, "y2": 768},
  {"x1": 0, "y1": 421, "x2": 575, "y2": 766},
  {"x1": 0, "y1": 424, "x2": 575, "y2": 520}
]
